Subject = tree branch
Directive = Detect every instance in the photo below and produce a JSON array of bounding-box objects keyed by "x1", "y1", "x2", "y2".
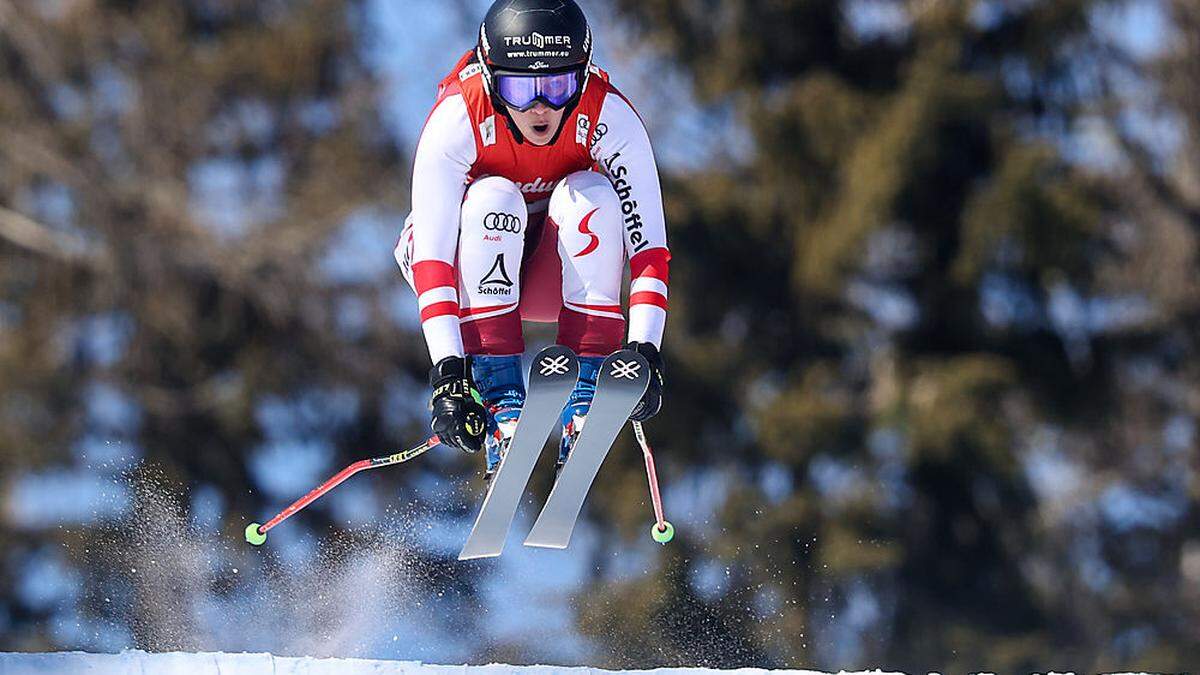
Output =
[{"x1": 0, "y1": 205, "x2": 98, "y2": 264}]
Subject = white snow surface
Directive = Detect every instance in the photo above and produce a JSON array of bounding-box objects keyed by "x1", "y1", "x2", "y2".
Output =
[{"x1": 0, "y1": 651, "x2": 895, "y2": 675}]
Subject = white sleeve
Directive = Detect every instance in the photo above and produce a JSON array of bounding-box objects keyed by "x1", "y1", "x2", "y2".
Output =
[
  {"x1": 592, "y1": 92, "x2": 671, "y2": 348},
  {"x1": 407, "y1": 95, "x2": 477, "y2": 363}
]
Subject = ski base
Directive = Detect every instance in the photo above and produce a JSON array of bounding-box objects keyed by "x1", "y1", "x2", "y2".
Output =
[
  {"x1": 458, "y1": 345, "x2": 578, "y2": 560},
  {"x1": 523, "y1": 349, "x2": 650, "y2": 549}
]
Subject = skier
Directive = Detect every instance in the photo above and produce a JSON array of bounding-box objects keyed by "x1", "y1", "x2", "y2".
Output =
[{"x1": 394, "y1": 0, "x2": 670, "y2": 480}]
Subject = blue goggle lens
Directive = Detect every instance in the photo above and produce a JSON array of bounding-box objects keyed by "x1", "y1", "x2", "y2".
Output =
[{"x1": 495, "y1": 71, "x2": 580, "y2": 111}]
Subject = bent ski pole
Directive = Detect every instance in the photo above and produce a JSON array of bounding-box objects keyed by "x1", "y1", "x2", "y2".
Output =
[
  {"x1": 632, "y1": 421, "x2": 674, "y2": 543},
  {"x1": 244, "y1": 435, "x2": 441, "y2": 545}
]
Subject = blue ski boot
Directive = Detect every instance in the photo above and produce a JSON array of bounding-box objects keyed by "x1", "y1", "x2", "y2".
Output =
[
  {"x1": 557, "y1": 355, "x2": 603, "y2": 476},
  {"x1": 471, "y1": 354, "x2": 526, "y2": 482}
]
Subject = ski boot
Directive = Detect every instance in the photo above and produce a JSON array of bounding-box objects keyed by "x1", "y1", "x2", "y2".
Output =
[
  {"x1": 556, "y1": 355, "x2": 603, "y2": 478},
  {"x1": 471, "y1": 354, "x2": 526, "y2": 484}
]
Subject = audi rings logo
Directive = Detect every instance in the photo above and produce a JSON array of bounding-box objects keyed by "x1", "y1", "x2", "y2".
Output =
[
  {"x1": 590, "y1": 122, "x2": 609, "y2": 148},
  {"x1": 483, "y1": 212, "x2": 522, "y2": 234}
]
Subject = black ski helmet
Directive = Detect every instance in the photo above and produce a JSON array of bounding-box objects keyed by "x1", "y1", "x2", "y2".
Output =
[{"x1": 477, "y1": 0, "x2": 593, "y2": 140}]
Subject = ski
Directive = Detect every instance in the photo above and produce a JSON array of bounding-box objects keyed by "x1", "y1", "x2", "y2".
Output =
[
  {"x1": 458, "y1": 344, "x2": 579, "y2": 560},
  {"x1": 523, "y1": 349, "x2": 650, "y2": 549}
]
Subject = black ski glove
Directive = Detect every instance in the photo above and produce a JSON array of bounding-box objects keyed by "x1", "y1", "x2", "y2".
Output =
[
  {"x1": 625, "y1": 341, "x2": 664, "y2": 422},
  {"x1": 429, "y1": 356, "x2": 487, "y2": 453}
]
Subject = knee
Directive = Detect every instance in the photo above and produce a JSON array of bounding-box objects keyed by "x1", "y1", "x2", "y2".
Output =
[
  {"x1": 462, "y1": 176, "x2": 528, "y2": 235},
  {"x1": 549, "y1": 171, "x2": 621, "y2": 235}
]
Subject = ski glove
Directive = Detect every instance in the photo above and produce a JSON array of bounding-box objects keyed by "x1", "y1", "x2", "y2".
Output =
[
  {"x1": 625, "y1": 341, "x2": 664, "y2": 422},
  {"x1": 429, "y1": 356, "x2": 487, "y2": 454}
]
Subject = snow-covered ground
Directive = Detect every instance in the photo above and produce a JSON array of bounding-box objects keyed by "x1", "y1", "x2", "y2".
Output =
[
  {"x1": 0, "y1": 651, "x2": 894, "y2": 675},
  {"x1": 0, "y1": 651, "x2": 1170, "y2": 675}
]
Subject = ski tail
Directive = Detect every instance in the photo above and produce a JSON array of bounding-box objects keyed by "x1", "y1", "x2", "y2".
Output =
[
  {"x1": 458, "y1": 345, "x2": 579, "y2": 560},
  {"x1": 523, "y1": 349, "x2": 650, "y2": 549}
]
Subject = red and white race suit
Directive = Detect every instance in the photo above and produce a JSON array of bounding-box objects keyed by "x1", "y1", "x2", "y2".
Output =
[{"x1": 394, "y1": 51, "x2": 670, "y2": 362}]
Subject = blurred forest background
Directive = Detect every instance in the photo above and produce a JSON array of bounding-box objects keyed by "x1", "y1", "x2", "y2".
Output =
[{"x1": 2, "y1": 0, "x2": 1199, "y2": 672}]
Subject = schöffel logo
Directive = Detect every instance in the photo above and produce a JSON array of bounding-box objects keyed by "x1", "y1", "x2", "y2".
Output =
[
  {"x1": 483, "y1": 212, "x2": 522, "y2": 233},
  {"x1": 478, "y1": 253, "x2": 514, "y2": 295},
  {"x1": 505, "y1": 32, "x2": 571, "y2": 49},
  {"x1": 603, "y1": 151, "x2": 651, "y2": 254}
]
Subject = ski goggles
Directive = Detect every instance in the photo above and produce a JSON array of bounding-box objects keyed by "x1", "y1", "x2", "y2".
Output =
[{"x1": 494, "y1": 70, "x2": 581, "y2": 111}]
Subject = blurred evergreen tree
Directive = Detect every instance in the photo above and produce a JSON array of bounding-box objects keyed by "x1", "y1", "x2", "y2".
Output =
[
  {"x1": 0, "y1": 0, "x2": 1197, "y2": 669},
  {"x1": 583, "y1": 0, "x2": 1199, "y2": 670},
  {"x1": 0, "y1": 0, "x2": 481, "y2": 652}
]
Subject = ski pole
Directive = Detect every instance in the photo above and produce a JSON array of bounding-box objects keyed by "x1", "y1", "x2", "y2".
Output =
[
  {"x1": 632, "y1": 421, "x2": 674, "y2": 544},
  {"x1": 244, "y1": 435, "x2": 441, "y2": 545}
]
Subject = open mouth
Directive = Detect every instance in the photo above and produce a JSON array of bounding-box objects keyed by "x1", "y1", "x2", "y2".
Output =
[{"x1": 532, "y1": 122, "x2": 551, "y2": 135}]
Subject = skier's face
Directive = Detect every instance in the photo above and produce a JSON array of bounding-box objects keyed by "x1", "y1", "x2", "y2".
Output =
[{"x1": 507, "y1": 102, "x2": 565, "y2": 146}]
